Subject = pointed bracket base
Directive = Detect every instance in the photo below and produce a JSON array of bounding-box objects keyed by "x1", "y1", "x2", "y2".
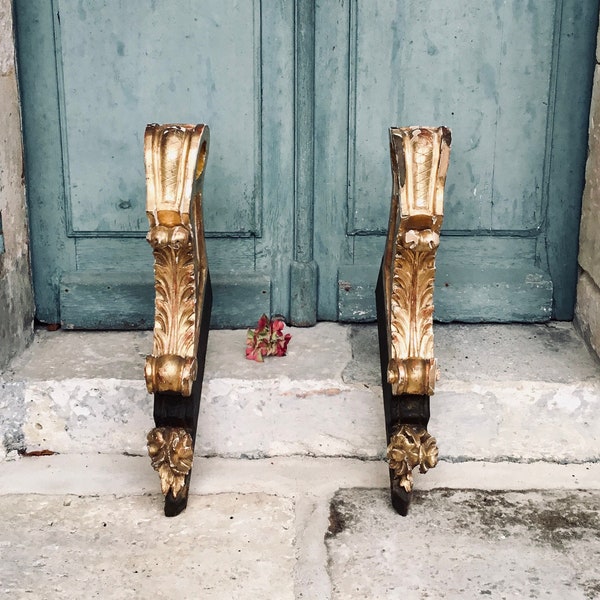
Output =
[{"x1": 376, "y1": 126, "x2": 451, "y2": 515}]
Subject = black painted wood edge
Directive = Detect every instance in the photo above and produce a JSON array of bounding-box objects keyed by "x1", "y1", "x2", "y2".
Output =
[
  {"x1": 376, "y1": 264, "x2": 431, "y2": 516},
  {"x1": 153, "y1": 272, "x2": 213, "y2": 517}
]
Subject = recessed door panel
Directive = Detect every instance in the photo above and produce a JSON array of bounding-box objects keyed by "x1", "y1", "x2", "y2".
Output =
[{"x1": 57, "y1": 0, "x2": 261, "y2": 236}]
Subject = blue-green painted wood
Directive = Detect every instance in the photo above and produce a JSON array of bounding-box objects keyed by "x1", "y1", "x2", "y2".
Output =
[
  {"x1": 314, "y1": 0, "x2": 354, "y2": 321},
  {"x1": 75, "y1": 238, "x2": 256, "y2": 273},
  {"x1": 17, "y1": 0, "x2": 599, "y2": 327},
  {"x1": 315, "y1": 0, "x2": 598, "y2": 322},
  {"x1": 60, "y1": 271, "x2": 270, "y2": 330},
  {"x1": 13, "y1": 0, "x2": 76, "y2": 324},
  {"x1": 354, "y1": 235, "x2": 544, "y2": 271},
  {"x1": 345, "y1": 0, "x2": 555, "y2": 234},
  {"x1": 60, "y1": 271, "x2": 154, "y2": 330},
  {"x1": 337, "y1": 235, "x2": 554, "y2": 322},
  {"x1": 545, "y1": 0, "x2": 600, "y2": 319},
  {"x1": 290, "y1": 260, "x2": 318, "y2": 326},
  {"x1": 338, "y1": 263, "x2": 553, "y2": 324},
  {"x1": 209, "y1": 273, "x2": 271, "y2": 329},
  {"x1": 255, "y1": 0, "x2": 295, "y2": 319},
  {"x1": 55, "y1": 0, "x2": 261, "y2": 237},
  {"x1": 15, "y1": 0, "x2": 298, "y2": 327},
  {"x1": 338, "y1": 236, "x2": 554, "y2": 322},
  {"x1": 289, "y1": 0, "x2": 318, "y2": 325}
]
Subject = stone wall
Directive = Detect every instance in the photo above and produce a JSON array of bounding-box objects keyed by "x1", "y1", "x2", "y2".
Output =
[
  {"x1": 0, "y1": 0, "x2": 34, "y2": 368},
  {"x1": 576, "y1": 21, "x2": 600, "y2": 358}
]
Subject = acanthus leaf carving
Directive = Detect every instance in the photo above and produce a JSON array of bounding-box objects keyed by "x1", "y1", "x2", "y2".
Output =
[
  {"x1": 144, "y1": 124, "x2": 209, "y2": 397},
  {"x1": 383, "y1": 127, "x2": 451, "y2": 396}
]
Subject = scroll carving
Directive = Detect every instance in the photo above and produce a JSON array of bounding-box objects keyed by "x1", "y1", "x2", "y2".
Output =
[
  {"x1": 143, "y1": 123, "x2": 212, "y2": 516},
  {"x1": 382, "y1": 127, "x2": 451, "y2": 397},
  {"x1": 376, "y1": 126, "x2": 451, "y2": 515},
  {"x1": 144, "y1": 124, "x2": 209, "y2": 397}
]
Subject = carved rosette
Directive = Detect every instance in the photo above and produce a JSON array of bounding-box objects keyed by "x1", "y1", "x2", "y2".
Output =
[
  {"x1": 387, "y1": 424, "x2": 439, "y2": 492},
  {"x1": 144, "y1": 124, "x2": 209, "y2": 397},
  {"x1": 147, "y1": 427, "x2": 194, "y2": 498},
  {"x1": 383, "y1": 127, "x2": 451, "y2": 396}
]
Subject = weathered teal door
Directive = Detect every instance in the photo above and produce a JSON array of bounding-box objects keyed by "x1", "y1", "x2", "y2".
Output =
[
  {"x1": 313, "y1": 0, "x2": 599, "y2": 322},
  {"x1": 15, "y1": 0, "x2": 599, "y2": 327},
  {"x1": 15, "y1": 0, "x2": 295, "y2": 328}
]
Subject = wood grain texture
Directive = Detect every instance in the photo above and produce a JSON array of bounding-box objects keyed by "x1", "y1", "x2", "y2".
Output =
[
  {"x1": 55, "y1": 0, "x2": 261, "y2": 236},
  {"x1": 17, "y1": 0, "x2": 292, "y2": 324},
  {"x1": 338, "y1": 263, "x2": 553, "y2": 324},
  {"x1": 76, "y1": 238, "x2": 256, "y2": 273},
  {"x1": 253, "y1": 0, "x2": 295, "y2": 318},
  {"x1": 13, "y1": 0, "x2": 76, "y2": 323},
  {"x1": 289, "y1": 0, "x2": 317, "y2": 325},
  {"x1": 546, "y1": 0, "x2": 600, "y2": 318},
  {"x1": 315, "y1": 0, "x2": 596, "y2": 323},
  {"x1": 313, "y1": 0, "x2": 354, "y2": 321},
  {"x1": 60, "y1": 271, "x2": 270, "y2": 330}
]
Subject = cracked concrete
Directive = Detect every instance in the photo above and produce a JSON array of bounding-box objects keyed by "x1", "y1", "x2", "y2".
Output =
[
  {"x1": 326, "y1": 488, "x2": 600, "y2": 600},
  {"x1": 0, "y1": 492, "x2": 296, "y2": 599},
  {"x1": 1, "y1": 455, "x2": 600, "y2": 599}
]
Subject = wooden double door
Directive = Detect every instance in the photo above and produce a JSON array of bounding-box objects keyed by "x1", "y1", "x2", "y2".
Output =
[{"x1": 15, "y1": 0, "x2": 599, "y2": 327}]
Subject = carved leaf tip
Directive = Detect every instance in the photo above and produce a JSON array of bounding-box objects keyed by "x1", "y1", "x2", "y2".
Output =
[
  {"x1": 387, "y1": 425, "x2": 439, "y2": 492},
  {"x1": 147, "y1": 427, "x2": 194, "y2": 499}
]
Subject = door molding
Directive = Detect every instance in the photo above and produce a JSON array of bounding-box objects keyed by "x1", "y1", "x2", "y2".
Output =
[
  {"x1": 290, "y1": 0, "x2": 318, "y2": 326},
  {"x1": 16, "y1": 0, "x2": 294, "y2": 326}
]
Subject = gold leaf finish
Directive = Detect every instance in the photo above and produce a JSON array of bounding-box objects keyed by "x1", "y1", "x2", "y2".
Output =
[
  {"x1": 387, "y1": 424, "x2": 439, "y2": 493},
  {"x1": 147, "y1": 427, "x2": 194, "y2": 498},
  {"x1": 383, "y1": 127, "x2": 451, "y2": 396},
  {"x1": 144, "y1": 124, "x2": 209, "y2": 396}
]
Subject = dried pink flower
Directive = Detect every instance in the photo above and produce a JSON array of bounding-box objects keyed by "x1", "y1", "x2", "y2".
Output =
[{"x1": 246, "y1": 314, "x2": 292, "y2": 362}]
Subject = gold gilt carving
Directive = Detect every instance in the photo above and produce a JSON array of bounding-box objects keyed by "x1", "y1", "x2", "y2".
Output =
[
  {"x1": 144, "y1": 124, "x2": 209, "y2": 396},
  {"x1": 147, "y1": 427, "x2": 194, "y2": 498},
  {"x1": 387, "y1": 424, "x2": 439, "y2": 493},
  {"x1": 383, "y1": 127, "x2": 451, "y2": 396}
]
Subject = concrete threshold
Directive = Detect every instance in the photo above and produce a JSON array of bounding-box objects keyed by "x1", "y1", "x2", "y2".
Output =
[{"x1": 1, "y1": 321, "x2": 599, "y2": 463}]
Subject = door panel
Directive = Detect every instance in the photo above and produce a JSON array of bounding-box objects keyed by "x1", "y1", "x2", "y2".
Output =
[
  {"x1": 15, "y1": 0, "x2": 294, "y2": 327},
  {"x1": 57, "y1": 0, "x2": 260, "y2": 236},
  {"x1": 315, "y1": 0, "x2": 598, "y2": 322},
  {"x1": 350, "y1": 0, "x2": 554, "y2": 233}
]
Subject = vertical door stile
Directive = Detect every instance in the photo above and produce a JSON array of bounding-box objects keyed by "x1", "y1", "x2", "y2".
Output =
[{"x1": 290, "y1": 0, "x2": 318, "y2": 326}]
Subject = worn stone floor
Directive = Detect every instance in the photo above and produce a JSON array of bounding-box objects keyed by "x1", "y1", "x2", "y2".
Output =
[
  {"x1": 1, "y1": 455, "x2": 600, "y2": 599},
  {"x1": 326, "y1": 488, "x2": 600, "y2": 600},
  {"x1": 1, "y1": 322, "x2": 599, "y2": 598}
]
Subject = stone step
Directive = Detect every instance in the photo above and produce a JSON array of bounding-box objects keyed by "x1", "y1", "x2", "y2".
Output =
[{"x1": 1, "y1": 322, "x2": 599, "y2": 464}]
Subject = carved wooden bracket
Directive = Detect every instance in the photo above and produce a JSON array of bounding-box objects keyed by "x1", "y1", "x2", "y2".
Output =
[
  {"x1": 144, "y1": 123, "x2": 209, "y2": 397},
  {"x1": 144, "y1": 123, "x2": 212, "y2": 516},
  {"x1": 376, "y1": 126, "x2": 451, "y2": 515}
]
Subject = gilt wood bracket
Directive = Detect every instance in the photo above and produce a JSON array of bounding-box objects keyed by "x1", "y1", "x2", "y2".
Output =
[
  {"x1": 376, "y1": 126, "x2": 451, "y2": 515},
  {"x1": 144, "y1": 123, "x2": 212, "y2": 516}
]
